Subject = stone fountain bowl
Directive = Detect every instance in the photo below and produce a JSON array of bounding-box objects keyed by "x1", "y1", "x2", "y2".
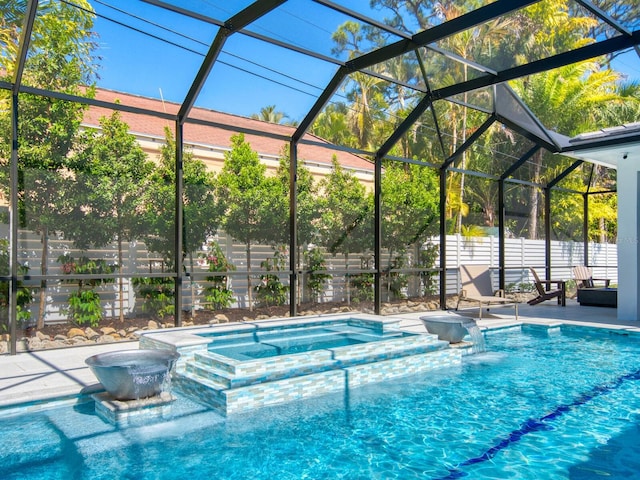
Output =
[
  {"x1": 86, "y1": 349, "x2": 180, "y2": 400},
  {"x1": 420, "y1": 316, "x2": 476, "y2": 343}
]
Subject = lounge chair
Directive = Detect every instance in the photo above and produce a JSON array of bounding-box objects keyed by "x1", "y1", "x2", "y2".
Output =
[
  {"x1": 573, "y1": 265, "x2": 610, "y2": 289},
  {"x1": 456, "y1": 265, "x2": 518, "y2": 319},
  {"x1": 527, "y1": 267, "x2": 566, "y2": 306}
]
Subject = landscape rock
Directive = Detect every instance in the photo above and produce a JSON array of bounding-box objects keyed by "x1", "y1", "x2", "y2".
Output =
[
  {"x1": 36, "y1": 331, "x2": 50, "y2": 341},
  {"x1": 67, "y1": 328, "x2": 86, "y2": 338},
  {"x1": 41, "y1": 339, "x2": 66, "y2": 349},
  {"x1": 96, "y1": 335, "x2": 115, "y2": 344},
  {"x1": 27, "y1": 338, "x2": 43, "y2": 350},
  {"x1": 14, "y1": 299, "x2": 447, "y2": 352},
  {"x1": 85, "y1": 327, "x2": 100, "y2": 340}
]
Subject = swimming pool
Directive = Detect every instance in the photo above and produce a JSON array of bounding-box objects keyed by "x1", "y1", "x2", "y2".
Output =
[{"x1": 2, "y1": 324, "x2": 640, "y2": 479}]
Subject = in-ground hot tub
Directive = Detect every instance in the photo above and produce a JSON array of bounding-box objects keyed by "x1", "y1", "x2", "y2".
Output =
[
  {"x1": 138, "y1": 314, "x2": 462, "y2": 414},
  {"x1": 204, "y1": 321, "x2": 412, "y2": 360}
]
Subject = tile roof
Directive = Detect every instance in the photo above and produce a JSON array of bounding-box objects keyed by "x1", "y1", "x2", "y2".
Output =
[{"x1": 84, "y1": 88, "x2": 374, "y2": 172}]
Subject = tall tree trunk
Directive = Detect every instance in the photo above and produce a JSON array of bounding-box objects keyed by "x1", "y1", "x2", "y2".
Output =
[
  {"x1": 189, "y1": 252, "x2": 196, "y2": 319},
  {"x1": 527, "y1": 151, "x2": 543, "y2": 240},
  {"x1": 599, "y1": 217, "x2": 606, "y2": 244},
  {"x1": 117, "y1": 237, "x2": 124, "y2": 322},
  {"x1": 593, "y1": 165, "x2": 608, "y2": 244},
  {"x1": 297, "y1": 244, "x2": 302, "y2": 306},
  {"x1": 37, "y1": 228, "x2": 48, "y2": 330},
  {"x1": 455, "y1": 167, "x2": 465, "y2": 233},
  {"x1": 345, "y1": 252, "x2": 350, "y2": 305},
  {"x1": 455, "y1": 70, "x2": 469, "y2": 234},
  {"x1": 386, "y1": 248, "x2": 395, "y2": 302},
  {"x1": 246, "y1": 242, "x2": 253, "y2": 311},
  {"x1": 451, "y1": 114, "x2": 458, "y2": 232},
  {"x1": 484, "y1": 204, "x2": 495, "y2": 227}
]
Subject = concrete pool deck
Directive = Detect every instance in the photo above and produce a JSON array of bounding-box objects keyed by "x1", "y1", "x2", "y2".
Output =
[{"x1": 0, "y1": 300, "x2": 637, "y2": 409}]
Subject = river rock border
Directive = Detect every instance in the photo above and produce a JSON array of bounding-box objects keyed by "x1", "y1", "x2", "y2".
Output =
[{"x1": 1, "y1": 298, "x2": 461, "y2": 354}]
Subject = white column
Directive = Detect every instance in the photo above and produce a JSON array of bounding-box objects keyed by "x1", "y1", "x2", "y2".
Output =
[{"x1": 616, "y1": 165, "x2": 639, "y2": 321}]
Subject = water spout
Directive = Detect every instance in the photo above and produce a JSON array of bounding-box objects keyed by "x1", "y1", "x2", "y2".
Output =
[
  {"x1": 86, "y1": 349, "x2": 180, "y2": 400},
  {"x1": 420, "y1": 316, "x2": 485, "y2": 353},
  {"x1": 462, "y1": 320, "x2": 486, "y2": 354}
]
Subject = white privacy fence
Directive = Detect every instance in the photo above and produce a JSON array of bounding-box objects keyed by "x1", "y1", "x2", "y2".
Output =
[
  {"x1": 6, "y1": 228, "x2": 618, "y2": 323},
  {"x1": 441, "y1": 235, "x2": 617, "y2": 295}
]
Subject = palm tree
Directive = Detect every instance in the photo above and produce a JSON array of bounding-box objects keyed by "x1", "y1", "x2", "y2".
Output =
[
  {"x1": 512, "y1": 62, "x2": 623, "y2": 238},
  {"x1": 434, "y1": 1, "x2": 513, "y2": 233},
  {"x1": 311, "y1": 104, "x2": 358, "y2": 148},
  {"x1": 331, "y1": 21, "x2": 390, "y2": 150},
  {"x1": 251, "y1": 105, "x2": 293, "y2": 125}
]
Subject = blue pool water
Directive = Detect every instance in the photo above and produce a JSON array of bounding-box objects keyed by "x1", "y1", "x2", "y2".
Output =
[
  {"x1": 205, "y1": 323, "x2": 409, "y2": 360},
  {"x1": 3, "y1": 324, "x2": 640, "y2": 479}
]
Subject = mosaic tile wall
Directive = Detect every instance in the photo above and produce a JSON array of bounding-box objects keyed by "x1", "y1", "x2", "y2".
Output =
[{"x1": 176, "y1": 344, "x2": 461, "y2": 415}]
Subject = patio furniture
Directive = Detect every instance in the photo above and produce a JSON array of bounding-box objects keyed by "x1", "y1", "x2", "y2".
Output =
[
  {"x1": 456, "y1": 265, "x2": 518, "y2": 319},
  {"x1": 573, "y1": 265, "x2": 611, "y2": 289},
  {"x1": 577, "y1": 287, "x2": 617, "y2": 307},
  {"x1": 527, "y1": 267, "x2": 566, "y2": 306}
]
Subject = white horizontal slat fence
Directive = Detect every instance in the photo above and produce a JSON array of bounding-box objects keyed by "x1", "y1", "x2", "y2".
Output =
[{"x1": 3, "y1": 227, "x2": 618, "y2": 324}]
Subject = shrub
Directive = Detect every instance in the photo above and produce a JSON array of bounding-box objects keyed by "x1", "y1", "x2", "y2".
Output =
[
  {"x1": 303, "y1": 246, "x2": 330, "y2": 302},
  {"x1": 383, "y1": 253, "x2": 409, "y2": 301},
  {"x1": 201, "y1": 241, "x2": 235, "y2": 310},
  {"x1": 418, "y1": 242, "x2": 439, "y2": 296},
  {"x1": 132, "y1": 277, "x2": 175, "y2": 320},
  {"x1": 255, "y1": 247, "x2": 289, "y2": 307},
  {"x1": 0, "y1": 240, "x2": 33, "y2": 332},
  {"x1": 66, "y1": 289, "x2": 103, "y2": 327},
  {"x1": 349, "y1": 272, "x2": 374, "y2": 303},
  {"x1": 348, "y1": 254, "x2": 374, "y2": 304},
  {"x1": 58, "y1": 254, "x2": 116, "y2": 327}
]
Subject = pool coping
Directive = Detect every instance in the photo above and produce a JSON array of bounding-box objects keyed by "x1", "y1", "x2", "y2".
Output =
[{"x1": 0, "y1": 301, "x2": 637, "y2": 412}]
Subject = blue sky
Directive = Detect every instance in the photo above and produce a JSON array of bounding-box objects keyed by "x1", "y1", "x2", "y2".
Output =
[
  {"x1": 89, "y1": 1, "x2": 640, "y2": 123},
  {"x1": 612, "y1": 50, "x2": 640, "y2": 84},
  {"x1": 90, "y1": 0, "x2": 351, "y2": 121}
]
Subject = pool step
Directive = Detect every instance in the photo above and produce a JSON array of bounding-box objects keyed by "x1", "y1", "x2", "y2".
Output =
[
  {"x1": 172, "y1": 372, "x2": 228, "y2": 411},
  {"x1": 187, "y1": 353, "x2": 337, "y2": 389},
  {"x1": 174, "y1": 332, "x2": 460, "y2": 415}
]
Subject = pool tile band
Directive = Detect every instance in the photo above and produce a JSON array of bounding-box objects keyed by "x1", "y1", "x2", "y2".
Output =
[
  {"x1": 437, "y1": 368, "x2": 640, "y2": 479},
  {"x1": 177, "y1": 347, "x2": 461, "y2": 414}
]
